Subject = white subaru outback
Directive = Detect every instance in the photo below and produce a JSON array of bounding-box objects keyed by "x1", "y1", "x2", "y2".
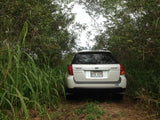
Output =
[{"x1": 65, "y1": 50, "x2": 127, "y2": 98}]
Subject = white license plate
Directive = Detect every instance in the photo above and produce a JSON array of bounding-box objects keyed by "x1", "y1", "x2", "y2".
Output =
[{"x1": 91, "y1": 71, "x2": 103, "y2": 77}]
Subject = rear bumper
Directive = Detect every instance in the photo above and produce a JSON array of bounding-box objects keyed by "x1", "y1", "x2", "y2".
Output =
[{"x1": 65, "y1": 75, "x2": 127, "y2": 93}]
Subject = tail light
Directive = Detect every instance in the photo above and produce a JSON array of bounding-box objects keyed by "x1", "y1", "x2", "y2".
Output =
[
  {"x1": 120, "y1": 65, "x2": 125, "y2": 75},
  {"x1": 67, "y1": 65, "x2": 73, "y2": 75}
]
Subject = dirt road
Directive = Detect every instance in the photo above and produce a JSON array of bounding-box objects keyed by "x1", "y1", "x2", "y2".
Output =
[{"x1": 30, "y1": 95, "x2": 158, "y2": 120}]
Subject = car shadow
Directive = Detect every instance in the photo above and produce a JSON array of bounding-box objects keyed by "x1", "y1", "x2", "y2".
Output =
[{"x1": 66, "y1": 92, "x2": 125, "y2": 103}]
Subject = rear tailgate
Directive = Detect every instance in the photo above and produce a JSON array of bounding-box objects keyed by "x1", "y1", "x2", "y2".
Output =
[
  {"x1": 72, "y1": 51, "x2": 120, "y2": 83},
  {"x1": 73, "y1": 64, "x2": 120, "y2": 83}
]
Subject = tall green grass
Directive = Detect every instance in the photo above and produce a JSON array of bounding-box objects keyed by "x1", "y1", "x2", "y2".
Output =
[{"x1": 0, "y1": 44, "x2": 66, "y2": 119}]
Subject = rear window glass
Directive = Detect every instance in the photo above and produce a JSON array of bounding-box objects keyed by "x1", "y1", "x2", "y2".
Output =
[{"x1": 72, "y1": 52, "x2": 118, "y2": 64}]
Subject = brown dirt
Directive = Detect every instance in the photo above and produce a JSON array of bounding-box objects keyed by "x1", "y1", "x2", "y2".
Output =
[{"x1": 29, "y1": 96, "x2": 158, "y2": 120}]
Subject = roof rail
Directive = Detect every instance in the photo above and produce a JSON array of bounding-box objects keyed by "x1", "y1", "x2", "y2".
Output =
[
  {"x1": 102, "y1": 48, "x2": 107, "y2": 50},
  {"x1": 78, "y1": 49, "x2": 110, "y2": 53}
]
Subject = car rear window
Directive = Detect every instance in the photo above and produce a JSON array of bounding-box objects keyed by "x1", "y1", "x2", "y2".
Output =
[{"x1": 72, "y1": 52, "x2": 118, "y2": 64}]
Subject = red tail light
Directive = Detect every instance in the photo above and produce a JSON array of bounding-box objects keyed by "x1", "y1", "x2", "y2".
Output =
[
  {"x1": 120, "y1": 65, "x2": 125, "y2": 75},
  {"x1": 67, "y1": 65, "x2": 73, "y2": 75}
]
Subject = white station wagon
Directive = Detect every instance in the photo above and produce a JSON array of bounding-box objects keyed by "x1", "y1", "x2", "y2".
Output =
[{"x1": 65, "y1": 50, "x2": 127, "y2": 99}]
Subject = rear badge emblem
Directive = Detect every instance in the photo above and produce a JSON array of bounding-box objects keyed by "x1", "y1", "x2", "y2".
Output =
[{"x1": 95, "y1": 67, "x2": 99, "y2": 69}]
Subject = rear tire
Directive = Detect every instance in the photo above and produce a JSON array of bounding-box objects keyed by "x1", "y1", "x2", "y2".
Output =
[
  {"x1": 65, "y1": 93, "x2": 75, "y2": 100},
  {"x1": 65, "y1": 88, "x2": 73, "y2": 100}
]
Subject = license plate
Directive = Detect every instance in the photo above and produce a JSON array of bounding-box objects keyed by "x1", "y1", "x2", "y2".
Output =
[{"x1": 91, "y1": 71, "x2": 103, "y2": 77}]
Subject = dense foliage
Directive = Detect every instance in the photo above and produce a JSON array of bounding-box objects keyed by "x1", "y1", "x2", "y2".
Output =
[
  {"x1": 0, "y1": 0, "x2": 75, "y2": 119},
  {"x1": 0, "y1": 0, "x2": 76, "y2": 65}
]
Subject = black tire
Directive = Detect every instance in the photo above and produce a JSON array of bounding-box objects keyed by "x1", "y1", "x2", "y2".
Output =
[
  {"x1": 65, "y1": 88, "x2": 73, "y2": 100},
  {"x1": 65, "y1": 93, "x2": 75, "y2": 100}
]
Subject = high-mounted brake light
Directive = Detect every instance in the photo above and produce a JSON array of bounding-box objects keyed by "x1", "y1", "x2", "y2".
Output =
[
  {"x1": 67, "y1": 65, "x2": 73, "y2": 75},
  {"x1": 120, "y1": 65, "x2": 125, "y2": 75}
]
